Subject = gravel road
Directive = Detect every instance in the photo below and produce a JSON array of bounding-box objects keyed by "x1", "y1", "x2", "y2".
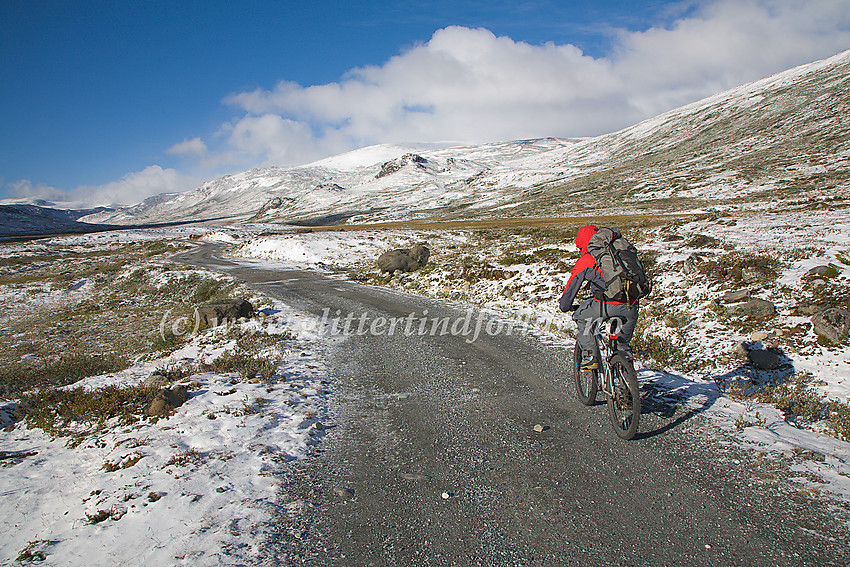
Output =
[{"x1": 177, "y1": 244, "x2": 850, "y2": 566}]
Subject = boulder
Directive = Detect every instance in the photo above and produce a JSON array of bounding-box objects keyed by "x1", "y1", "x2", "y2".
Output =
[
  {"x1": 730, "y1": 298, "x2": 776, "y2": 320},
  {"x1": 146, "y1": 385, "x2": 189, "y2": 417},
  {"x1": 811, "y1": 307, "x2": 850, "y2": 344},
  {"x1": 806, "y1": 264, "x2": 840, "y2": 278},
  {"x1": 196, "y1": 299, "x2": 254, "y2": 327},
  {"x1": 748, "y1": 348, "x2": 783, "y2": 370},
  {"x1": 377, "y1": 245, "x2": 430, "y2": 274}
]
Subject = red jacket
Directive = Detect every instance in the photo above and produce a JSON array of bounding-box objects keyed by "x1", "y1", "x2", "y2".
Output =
[{"x1": 558, "y1": 225, "x2": 632, "y2": 311}]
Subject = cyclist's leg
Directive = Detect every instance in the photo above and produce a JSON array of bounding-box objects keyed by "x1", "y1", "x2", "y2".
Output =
[
  {"x1": 605, "y1": 303, "x2": 639, "y2": 357},
  {"x1": 572, "y1": 298, "x2": 601, "y2": 362}
]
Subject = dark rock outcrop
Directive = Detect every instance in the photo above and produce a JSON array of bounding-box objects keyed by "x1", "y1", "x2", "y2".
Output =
[
  {"x1": 377, "y1": 245, "x2": 430, "y2": 274},
  {"x1": 196, "y1": 299, "x2": 254, "y2": 327}
]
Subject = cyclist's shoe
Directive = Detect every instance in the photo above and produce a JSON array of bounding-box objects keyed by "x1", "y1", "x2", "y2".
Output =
[{"x1": 580, "y1": 355, "x2": 598, "y2": 371}]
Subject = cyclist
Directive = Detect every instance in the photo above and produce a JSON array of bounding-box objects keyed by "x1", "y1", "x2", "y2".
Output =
[{"x1": 558, "y1": 225, "x2": 639, "y2": 370}]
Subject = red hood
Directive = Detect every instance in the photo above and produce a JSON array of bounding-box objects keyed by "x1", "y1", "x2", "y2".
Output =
[{"x1": 575, "y1": 225, "x2": 599, "y2": 255}]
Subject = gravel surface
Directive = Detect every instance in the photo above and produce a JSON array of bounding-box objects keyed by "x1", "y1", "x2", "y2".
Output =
[{"x1": 178, "y1": 244, "x2": 850, "y2": 566}]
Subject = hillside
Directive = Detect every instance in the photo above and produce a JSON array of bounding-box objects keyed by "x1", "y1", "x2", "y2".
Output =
[
  {"x1": 0, "y1": 204, "x2": 117, "y2": 237},
  {"x1": 81, "y1": 49, "x2": 850, "y2": 227}
]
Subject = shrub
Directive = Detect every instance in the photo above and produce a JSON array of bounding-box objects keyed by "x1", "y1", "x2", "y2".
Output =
[
  {"x1": 205, "y1": 351, "x2": 276, "y2": 381},
  {"x1": 21, "y1": 383, "x2": 159, "y2": 437}
]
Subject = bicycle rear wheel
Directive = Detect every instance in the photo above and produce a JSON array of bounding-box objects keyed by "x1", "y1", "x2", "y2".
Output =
[
  {"x1": 607, "y1": 353, "x2": 640, "y2": 439},
  {"x1": 573, "y1": 342, "x2": 598, "y2": 406}
]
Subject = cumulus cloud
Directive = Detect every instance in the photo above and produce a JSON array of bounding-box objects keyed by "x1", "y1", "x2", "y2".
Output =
[
  {"x1": 207, "y1": 0, "x2": 850, "y2": 168},
  {"x1": 167, "y1": 137, "x2": 208, "y2": 157},
  {"x1": 11, "y1": 166, "x2": 200, "y2": 208}
]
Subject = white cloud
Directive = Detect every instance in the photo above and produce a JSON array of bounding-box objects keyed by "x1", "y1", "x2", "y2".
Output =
[
  {"x1": 11, "y1": 166, "x2": 200, "y2": 209},
  {"x1": 206, "y1": 0, "x2": 850, "y2": 168},
  {"x1": 167, "y1": 137, "x2": 208, "y2": 157}
]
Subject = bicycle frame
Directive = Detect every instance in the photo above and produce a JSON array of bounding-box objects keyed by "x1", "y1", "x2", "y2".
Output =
[{"x1": 592, "y1": 319, "x2": 619, "y2": 397}]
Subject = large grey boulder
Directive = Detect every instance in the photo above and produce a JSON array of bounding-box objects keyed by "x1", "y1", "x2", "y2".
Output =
[
  {"x1": 377, "y1": 245, "x2": 430, "y2": 274},
  {"x1": 196, "y1": 299, "x2": 254, "y2": 327},
  {"x1": 812, "y1": 307, "x2": 850, "y2": 344}
]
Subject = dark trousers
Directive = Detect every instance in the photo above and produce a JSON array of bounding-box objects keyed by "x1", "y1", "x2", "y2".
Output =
[{"x1": 572, "y1": 298, "x2": 639, "y2": 357}]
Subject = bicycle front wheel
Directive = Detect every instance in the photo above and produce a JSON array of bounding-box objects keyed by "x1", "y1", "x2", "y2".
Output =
[
  {"x1": 607, "y1": 353, "x2": 640, "y2": 440},
  {"x1": 573, "y1": 342, "x2": 598, "y2": 406}
]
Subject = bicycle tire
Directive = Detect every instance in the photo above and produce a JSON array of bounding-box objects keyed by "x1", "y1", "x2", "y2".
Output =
[
  {"x1": 607, "y1": 353, "x2": 640, "y2": 440},
  {"x1": 573, "y1": 342, "x2": 598, "y2": 406}
]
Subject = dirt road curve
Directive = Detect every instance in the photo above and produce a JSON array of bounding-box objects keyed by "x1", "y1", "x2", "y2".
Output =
[{"x1": 177, "y1": 244, "x2": 849, "y2": 566}]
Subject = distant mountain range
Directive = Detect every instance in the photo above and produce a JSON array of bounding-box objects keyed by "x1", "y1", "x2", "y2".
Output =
[
  {"x1": 10, "y1": 48, "x2": 850, "y2": 236},
  {"x1": 0, "y1": 204, "x2": 117, "y2": 237}
]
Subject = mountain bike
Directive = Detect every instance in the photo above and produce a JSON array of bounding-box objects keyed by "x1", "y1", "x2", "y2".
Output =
[{"x1": 573, "y1": 318, "x2": 641, "y2": 440}]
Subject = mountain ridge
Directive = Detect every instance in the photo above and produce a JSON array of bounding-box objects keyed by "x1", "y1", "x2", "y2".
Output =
[{"x1": 80, "y1": 48, "x2": 850, "y2": 226}]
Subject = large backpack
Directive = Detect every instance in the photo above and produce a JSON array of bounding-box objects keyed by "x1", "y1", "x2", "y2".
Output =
[{"x1": 587, "y1": 227, "x2": 652, "y2": 303}]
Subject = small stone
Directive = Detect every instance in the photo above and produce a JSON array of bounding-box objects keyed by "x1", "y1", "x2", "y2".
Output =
[
  {"x1": 750, "y1": 331, "x2": 770, "y2": 342},
  {"x1": 333, "y1": 487, "x2": 353, "y2": 498},
  {"x1": 399, "y1": 473, "x2": 430, "y2": 481},
  {"x1": 441, "y1": 492, "x2": 451, "y2": 500},
  {"x1": 533, "y1": 424, "x2": 549, "y2": 433}
]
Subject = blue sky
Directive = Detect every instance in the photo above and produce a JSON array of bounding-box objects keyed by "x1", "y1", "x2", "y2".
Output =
[{"x1": 1, "y1": 0, "x2": 849, "y2": 207}]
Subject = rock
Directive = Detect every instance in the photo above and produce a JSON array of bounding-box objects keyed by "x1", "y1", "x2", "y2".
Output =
[
  {"x1": 195, "y1": 299, "x2": 254, "y2": 327},
  {"x1": 747, "y1": 348, "x2": 783, "y2": 370},
  {"x1": 375, "y1": 153, "x2": 428, "y2": 178},
  {"x1": 376, "y1": 245, "x2": 430, "y2": 274},
  {"x1": 399, "y1": 473, "x2": 431, "y2": 481},
  {"x1": 806, "y1": 264, "x2": 840, "y2": 278},
  {"x1": 730, "y1": 298, "x2": 776, "y2": 320},
  {"x1": 722, "y1": 289, "x2": 751, "y2": 304},
  {"x1": 146, "y1": 385, "x2": 189, "y2": 417},
  {"x1": 811, "y1": 308, "x2": 850, "y2": 344},
  {"x1": 332, "y1": 487, "x2": 354, "y2": 498},
  {"x1": 144, "y1": 372, "x2": 169, "y2": 389},
  {"x1": 750, "y1": 331, "x2": 770, "y2": 342},
  {"x1": 533, "y1": 424, "x2": 549, "y2": 433},
  {"x1": 732, "y1": 341, "x2": 750, "y2": 358}
]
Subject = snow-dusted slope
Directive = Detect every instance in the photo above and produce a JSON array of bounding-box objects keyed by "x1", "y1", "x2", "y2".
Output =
[{"x1": 82, "y1": 49, "x2": 850, "y2": 226}]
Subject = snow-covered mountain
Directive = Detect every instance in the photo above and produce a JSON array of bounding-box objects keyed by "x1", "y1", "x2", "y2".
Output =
[{"x1": 82, "y1": 48, "x2": 850, "y2": 226}]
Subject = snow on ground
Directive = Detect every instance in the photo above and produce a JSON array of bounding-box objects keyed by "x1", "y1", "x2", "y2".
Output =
[
  {"x1": 234, "y1": 230, "x2": 443, "y2": 271},
  {"x1": 0, "y1": 298, "x2": 329, "y2": 566},
  {"x1": 0, "y1": 228, "x2": 334, "y2": 565}
]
